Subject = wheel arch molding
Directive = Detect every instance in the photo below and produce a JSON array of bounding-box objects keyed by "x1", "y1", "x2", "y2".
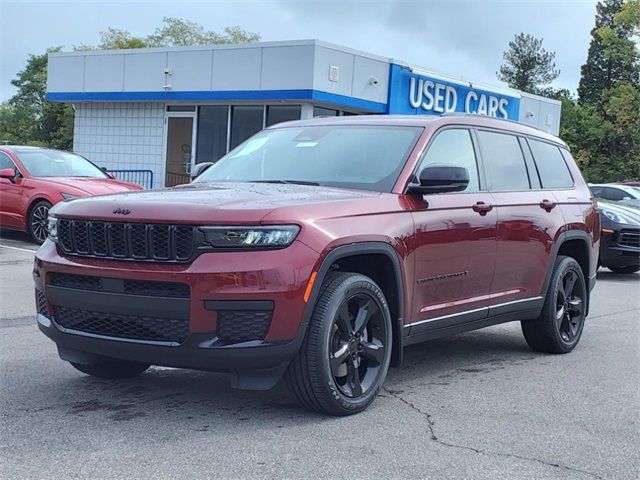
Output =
[
  {"x1": 301, "y1": 242, "x2": 406, "y2": 367},
  {"x1": 543, "y1": 230, "x2": 594, "y2": 316}
]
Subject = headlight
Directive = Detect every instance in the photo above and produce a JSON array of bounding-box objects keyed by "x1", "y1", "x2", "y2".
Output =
[
  {"x1": 47, "y1": 216, "x2": 58, "y2": 240},
  {"x1": 61, "y1": 192, "x2": 81, "y2": 201},
  {"x1": 200, "y1": 225, "x2": 300, "y2": 249},
  {"x1": 602, "y1": 209, "x2": 632, "y2": 225}
]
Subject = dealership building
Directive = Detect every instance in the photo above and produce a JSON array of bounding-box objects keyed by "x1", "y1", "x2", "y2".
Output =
[{"x1": 47, "y1": 40, "x2": 561, "y2": 188}]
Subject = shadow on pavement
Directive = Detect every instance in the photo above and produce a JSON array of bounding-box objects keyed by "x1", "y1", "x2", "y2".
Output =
[
  {"x1": 17, "y1": 326, "x2": 534, "y2": 426},
  {"x1": 596, "y1": 268, "x2": 640, "y2": 282}
]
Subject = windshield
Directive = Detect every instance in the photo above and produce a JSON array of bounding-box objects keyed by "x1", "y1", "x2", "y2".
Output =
[
  {"x1": 194, "y1": 125, "x2": 423, "y2": 192},
  {"x1": 17, "y1": 150, "x2": 108, "y2": 178}
]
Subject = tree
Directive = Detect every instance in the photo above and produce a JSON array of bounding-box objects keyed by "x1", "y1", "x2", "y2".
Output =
[
  {"x1": 145, "y1": 18, "x2": 259, "y2": 47},
  {"x1": 75, "y1": 28, "x2": 147, "y2": 51},
  {"x1": 0, "y1": 48, "x2": 74, "y2": 149},
  {"x1": 564, "y1": 0, "x2": 640, "y2": 182},
  {"x1": 615, "y1": 0, "x2": 640, "y2": 36},
  {"x1": 497, "y1": 33, "x2": 560, "y2": 94},
  {"x1": 577, "y1": 0, "x2": 639, "y2": 105}
]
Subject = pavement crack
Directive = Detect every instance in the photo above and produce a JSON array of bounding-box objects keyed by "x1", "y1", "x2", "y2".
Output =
[
  {"x1": 383, "y1": 387, "x2": 438, "y2": 441},
  {"x1": 383, "y1": 387, "x2": 605, "y2": 480}
]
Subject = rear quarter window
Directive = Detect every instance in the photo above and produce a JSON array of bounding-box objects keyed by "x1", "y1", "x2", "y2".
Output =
[{"x1": 528, "y1": 139, "x2": 574, "y2": 189}]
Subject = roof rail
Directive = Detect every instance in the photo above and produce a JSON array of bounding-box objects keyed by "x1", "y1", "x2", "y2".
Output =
[{"x1": 439, "y1": 112, "x2": 550, "y2": 134}]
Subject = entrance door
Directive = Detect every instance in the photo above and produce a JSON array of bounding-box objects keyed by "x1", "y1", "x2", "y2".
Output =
[{"x1": 165, "y1": 115, "x2": 195, "y2": 187}]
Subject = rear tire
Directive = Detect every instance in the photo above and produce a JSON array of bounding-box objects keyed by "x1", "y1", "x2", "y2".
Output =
[
  {"x1": 28, "y1": 200, "x2": 52, "y2": 244},
  {"x1": 521, "y1": 255, "x2": 587, "y2": 354},
  {"x1": 285, "y1": 272, "x2": 392, "y2": 416},
  {"x1": 608, "y1": 265, "x2": 640, "y2": 274},
  {"x1": 70, "y1": 360, "x2": 150, "y2": 379}
]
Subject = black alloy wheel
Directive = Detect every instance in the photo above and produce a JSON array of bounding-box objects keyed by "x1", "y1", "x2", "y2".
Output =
[
  {"x1": 555, "y1": 269, "x2": 584, "y2": 343},
  {"x1": 28, "y1": 200, "x2": 52, "y2": 244},
  {"x1": 285, "y1": 272, "x2": 393, "y2": 415},
  {"x1": 329, "y1": 293, "x2": 387, "y2": 398},
  {"x1": 522, "y1": 255, "x2": 587, "y2": 354}
]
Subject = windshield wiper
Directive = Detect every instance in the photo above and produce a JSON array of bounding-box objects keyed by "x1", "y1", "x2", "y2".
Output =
[{"x1": 249, "y1": 179, "x2": 320, "y2": 186}]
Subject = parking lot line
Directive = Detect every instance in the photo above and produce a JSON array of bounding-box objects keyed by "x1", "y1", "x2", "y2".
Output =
[{"x1": 0, "y1": 244, "x2": 37, "y2": 254}]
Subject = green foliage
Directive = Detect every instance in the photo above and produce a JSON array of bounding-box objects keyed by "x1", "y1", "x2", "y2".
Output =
[
  {"x1": 146, "y1": 18, "x2": 259, "y2": 47},
  {"x1": 497, "y1": 33, "x2": 560, "y2": 94},
  {"x1": 578, "y1": 0, "x2": 639, "y2": 105},
  {"x1": 562, "y1": 83, "x2": 640, "y2": 182},
  {"x1": 615, "y1": 0, "x2": 640, "y2": 34},
  {"x1": 0, "y1": 19, "x2": 260, "y2": 148},
  {"x1": 75, "y1": 28, "x2": 147, "y2": 51},
  {"x1": 0, "y1": 48, "x2": 74, "y2": 149},
  {"x1": 565, "y1": 0, "x2": 640, "y2": 182}
]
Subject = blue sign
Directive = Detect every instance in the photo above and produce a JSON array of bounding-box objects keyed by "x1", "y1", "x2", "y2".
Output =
[{"x1": 387, "y1": 63, "x2": 520, "y2": 119}]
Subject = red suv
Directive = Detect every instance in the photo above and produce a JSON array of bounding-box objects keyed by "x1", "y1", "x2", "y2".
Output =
[{"x1": 34, "y1": 115, "x2": 599, "y2": 415}]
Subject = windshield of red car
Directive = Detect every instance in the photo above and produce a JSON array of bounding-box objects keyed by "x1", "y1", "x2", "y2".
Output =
[
  {"x1": 194, "y1": 125, "x2": 423, "y2": 192},
  {"x1": 16, "y1": 150, "x2": 108, "y2": 178}
]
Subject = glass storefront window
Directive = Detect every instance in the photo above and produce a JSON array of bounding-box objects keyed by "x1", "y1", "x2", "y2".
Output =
[
  {"x1": 230, "y1": 106, "x2": 264, "y2": 149},
  {"x1": 313, "y1": 106, "x2": 338, "y2": 117},
  {"x1": 266, "y1": 105, "x2": 301, "y2": 127},
  {"x1": 196, "y1": 106, "x2": 229, "y2": 164}
]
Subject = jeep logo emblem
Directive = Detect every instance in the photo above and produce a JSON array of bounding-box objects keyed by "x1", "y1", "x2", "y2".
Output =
[{"x1": 112, "y1": 208, "x2": 131, "y2": 215}]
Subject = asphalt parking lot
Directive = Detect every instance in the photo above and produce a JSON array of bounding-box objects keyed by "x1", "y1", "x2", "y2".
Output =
[{"x1": 1, "y1": 231, "x2": 638, "y2": 480}]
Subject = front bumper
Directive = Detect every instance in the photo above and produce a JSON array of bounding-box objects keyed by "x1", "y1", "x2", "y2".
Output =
[
  {"x1": 37, "y1": 313, "x2": 301, "y2": 371},
  {"x1": 34, "y1": 239, "x2": 319, "y2": 376},
  {"x1": 599, "y1": 230, "x2": 640, "y2": 268}
]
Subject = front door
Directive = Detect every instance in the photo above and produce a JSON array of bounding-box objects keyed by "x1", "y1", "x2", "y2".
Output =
[
  {"x1": 409, "y1": 128, "x2": 498, "y2": 334},
  {"x1": 165, "y1": 115, "x2": 195, "y2": 187},
  {"x1": 0, "y1": 151, "x2": 25, "y2": 229}
]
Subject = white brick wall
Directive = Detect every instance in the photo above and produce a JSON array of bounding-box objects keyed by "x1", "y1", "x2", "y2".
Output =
[{"x1": 72, "y1": 103, "x2": 165, "y2": 188}]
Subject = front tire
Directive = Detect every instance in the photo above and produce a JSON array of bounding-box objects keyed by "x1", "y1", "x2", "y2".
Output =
[
  {"x1": 28, "y1": 200, "x2": 52, "y2": 244},
  {"x1": 70, "y1": 360, "x2": 150, "y2": 379},
  {"x1": 521, "y1": 255, "x2": 587, "y2": 354},
  {"x1": 285, "y1": 272, "x2": 392, "y2": 416}
]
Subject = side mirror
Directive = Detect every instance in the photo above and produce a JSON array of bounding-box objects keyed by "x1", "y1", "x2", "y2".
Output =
[
  {"x1": 0, "y1": 168, "x2": 16, "y2": 183},
  {"x1": 191, "y1": 162, "x2": 214, "y2": 181},
  {"x1": 408, "y1": 165, "x2": 469, "y2": 195},
  {"x1": 101, "y1": 166, "x2": 115, "y2": 179}
]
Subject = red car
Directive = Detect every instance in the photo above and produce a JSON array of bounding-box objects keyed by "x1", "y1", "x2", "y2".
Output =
[
  {"x1": 0, "y1": 146, "x2": 142, "y2": 243},
  {"x1": 34, "y1": 115, "x2": 599, "y2": 415}
]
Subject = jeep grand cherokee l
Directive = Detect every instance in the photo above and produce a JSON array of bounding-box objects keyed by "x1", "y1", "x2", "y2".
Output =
[{"x1": 35, "y1": 115, "x2": 599, "y2": 416}]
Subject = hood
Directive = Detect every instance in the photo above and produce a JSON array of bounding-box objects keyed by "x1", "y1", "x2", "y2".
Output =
[
  {"x1": 49, "y1": 182, "x2": 385, "y2": 224},
  {"x1": 35, "y1": 177, "x2": 142, "y2": 196},
  {"x1": 620, "y1": 198, "x2": 640, "y2": 210},
  {"x1": 598, "y1": 200, "x2": 640, "y2": 226}
]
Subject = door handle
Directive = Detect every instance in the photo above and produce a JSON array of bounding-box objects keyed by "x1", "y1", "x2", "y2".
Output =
[
  {"x1": 472, "y1": 201, "x2": 493, "y2": 215},
  {"x1": 539, "y1": 199, "x2": 556, "y2": 212}
]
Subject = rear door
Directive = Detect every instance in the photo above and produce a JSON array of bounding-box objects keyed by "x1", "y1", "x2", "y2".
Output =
[
  {"x1": 477, "y1": 129, "x2": 565, "y2": 313},
  {"x1": 409, "y1": 128, "x2": 497, "y2": 334}
]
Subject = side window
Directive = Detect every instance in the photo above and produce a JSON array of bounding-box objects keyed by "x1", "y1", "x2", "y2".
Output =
[
  {"x1": 477, "y1": 130, "x2": 530, "y2": 191},
  {"x1": 604, "y1": 188, "x2": 626, "y2": 201},
  {"x1": 528, "y1": 140, "x2": 573, "y2": 189},
  {"x1": 0, "y1": 152, "x2": 15, "y2": 170},
  {"x1": 417, "y1": 129, "x2": 480, "y2": 192},
  {"x1": 595, "y1": 187, "x2": 614, "y2": 200}
]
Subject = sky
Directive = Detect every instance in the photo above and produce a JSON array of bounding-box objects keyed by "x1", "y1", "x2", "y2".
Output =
[{"x1": 0, "y1": 0, "x2": 598, "y2": 101}]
